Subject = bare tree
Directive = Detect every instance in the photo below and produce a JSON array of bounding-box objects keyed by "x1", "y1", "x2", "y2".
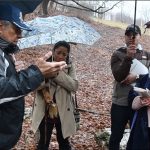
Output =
[
  {"x1": 42, "y1": 0, "x2": 49, "y2": 15},
  {"x1": 66, "y1": 1, "x2": 120, "y2": 14},
  {"x1": 142, "y1": 7, "x2": 150, "y2": 23},
  {"x1": 42, "y1": 0, "x2": 56, "y2": 15},
  {"x1": 120, "y1": 1, "x2": 124, "y2": 23},
  {"x1": 115, "y1": 12, "x2": 133, "y2": 24},
  {"x1": 41, "y1": 0, "x2": 121, "y2": 15}
]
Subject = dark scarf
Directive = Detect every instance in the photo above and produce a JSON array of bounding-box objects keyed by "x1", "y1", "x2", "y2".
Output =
[{"x1": 0, "y1": 37, "x2": 19, "y2": 54}]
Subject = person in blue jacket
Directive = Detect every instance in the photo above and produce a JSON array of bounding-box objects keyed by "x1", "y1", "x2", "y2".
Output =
[
  {"x1": 127, "y1": 74, "x2": 150, "y2": 150},
  {"x1": 0, "y1": 4, "x2": 66, "y2": 149}
]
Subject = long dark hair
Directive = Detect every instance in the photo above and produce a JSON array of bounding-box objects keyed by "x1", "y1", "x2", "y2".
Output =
[{"x1": 48, "y1": 41, "x2": 71, "y2": 64}]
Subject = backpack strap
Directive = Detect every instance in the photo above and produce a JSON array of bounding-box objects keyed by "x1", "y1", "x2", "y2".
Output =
[{"x1": 131, "y1": 111, "x2": 138, "y2": 131}]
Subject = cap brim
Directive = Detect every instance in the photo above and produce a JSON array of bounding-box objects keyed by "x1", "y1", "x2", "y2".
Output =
[
  {"x1": 125, "y1": 29, "x2": 138, "y2": 35},
  {"x1": 13, "y1": 21, "x2": 32, "y2": 31}
]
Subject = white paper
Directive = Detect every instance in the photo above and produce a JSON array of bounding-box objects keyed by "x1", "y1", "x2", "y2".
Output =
[
  {"x1": 130, "y1": 59, "x2": 148, "y2": 75},
  {"x1": 134, "y1": 87, "x2": 150, "y2": 97}
]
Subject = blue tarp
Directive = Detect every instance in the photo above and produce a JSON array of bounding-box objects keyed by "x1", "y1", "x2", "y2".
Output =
[{"x1": 18, "y1": 15, "x2": 101, "y2": 49}]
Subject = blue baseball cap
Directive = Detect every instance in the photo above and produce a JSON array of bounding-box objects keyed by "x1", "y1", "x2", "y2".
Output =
[{"x1": 0, "y1": 3, "x2": 31, "y2": 31}]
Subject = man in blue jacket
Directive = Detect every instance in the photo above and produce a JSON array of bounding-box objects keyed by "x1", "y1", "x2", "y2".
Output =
[{"x1": 0, "y1": 4, "x2": 66, "y2": 149}]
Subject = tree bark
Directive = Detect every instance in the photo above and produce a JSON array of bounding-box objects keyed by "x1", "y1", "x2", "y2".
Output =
[{"x1": 42, "y1": 0, "x2": 49, "y2": 15}]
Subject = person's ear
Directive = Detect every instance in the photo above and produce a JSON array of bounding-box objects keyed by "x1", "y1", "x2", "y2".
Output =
[{"x1": 0, "y1": 22, "x2": 3, "y2": 35}]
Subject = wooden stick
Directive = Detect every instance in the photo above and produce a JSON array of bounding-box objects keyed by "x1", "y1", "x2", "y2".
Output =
[{"x1": 76, "y1": 108, "x2": 110, "y2": 116}]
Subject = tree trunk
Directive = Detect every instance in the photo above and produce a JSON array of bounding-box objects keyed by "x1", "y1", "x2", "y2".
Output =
[
  {"x1": 42, "y1": 0, "x2": 49, "y2": 15},
  {"x1": 62, "y1": 1, "x2": 67, "y2": 12},
  {"x1": 50, "y1": 0, "x2": 55, "y2": 8}
]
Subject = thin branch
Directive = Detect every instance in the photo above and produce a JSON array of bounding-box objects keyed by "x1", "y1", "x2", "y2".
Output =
[
  {"x1": 95, "y1": 1, "x2": 105, "y2": 11},
  {"x1": 72, "y1": 0, "x2": 94, "y2": 12},
  {"x1": 53, "y1": 0, "x2": 90, "y2": 12},
  {"x1": 101, "y1": 1, "x2": 121, "y2": 14},
  {"x1": 53, "y1": 0, "x2": 121, "y2": 15}
]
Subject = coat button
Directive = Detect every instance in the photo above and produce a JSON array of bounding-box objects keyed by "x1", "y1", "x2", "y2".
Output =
[{"x1": 67, "y1": 108, "x2": 70, "y2": 111}]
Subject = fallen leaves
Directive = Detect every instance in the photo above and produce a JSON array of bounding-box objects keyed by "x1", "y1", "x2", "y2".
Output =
[{"x1": 13, "y1": 12, "x2": 150, "y2": 150}]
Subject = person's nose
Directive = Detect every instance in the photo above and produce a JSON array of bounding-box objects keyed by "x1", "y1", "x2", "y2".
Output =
[
  {"x1": 14, "y1": 33, "x2": 22, "y2": 43},
  {"x1": 59, "y1": 54, "x2": 65, "y2": 59},
  {"x1": 129, "y1": 36, "x2": 133, "y2": 40},
  {"x1": 17, "y1": 33, "x2": 22, "y2": 39},
  {"x1": 58, "y1": 54, "x2": 65, "y2": 61}
]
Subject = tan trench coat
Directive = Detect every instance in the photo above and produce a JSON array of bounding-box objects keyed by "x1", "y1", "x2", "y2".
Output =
[{"x1": 31, "y1": 63, "x2": 78, "y2": 139}]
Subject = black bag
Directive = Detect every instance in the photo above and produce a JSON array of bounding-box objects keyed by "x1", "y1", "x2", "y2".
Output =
[{"x1": 72, "y1": 93, "x2": 80, "y2": 130}]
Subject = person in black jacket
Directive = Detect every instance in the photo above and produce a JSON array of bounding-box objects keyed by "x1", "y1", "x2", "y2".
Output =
[
  {"x1": 109, "y1": 24, "x2": 150, "y2": 150},
  {"x1": 0, "y1": 4, "x2": 66, "y2": 149}
]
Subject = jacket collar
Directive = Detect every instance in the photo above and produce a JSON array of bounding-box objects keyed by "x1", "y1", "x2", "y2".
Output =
[
  {"x1": 0, "y1": 37, "x2": 19, "y2": 54},
  {"x1": 124, "y1": 44, "x2": 143, "y2": 51}
]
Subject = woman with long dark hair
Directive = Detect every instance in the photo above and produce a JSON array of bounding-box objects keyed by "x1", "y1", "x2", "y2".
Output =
[{"x1": 32, "y1": 41, "x2": 78, "y2": 150}]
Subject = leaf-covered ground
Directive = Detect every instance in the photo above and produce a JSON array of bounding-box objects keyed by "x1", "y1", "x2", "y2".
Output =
[{"x1": 12, "y1": 13, "x2": 150, "y2": 150}]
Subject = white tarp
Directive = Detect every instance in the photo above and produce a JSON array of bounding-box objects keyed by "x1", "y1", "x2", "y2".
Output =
[{"x1": 17, "y1": 15, "x2": 101, "y2": 49}]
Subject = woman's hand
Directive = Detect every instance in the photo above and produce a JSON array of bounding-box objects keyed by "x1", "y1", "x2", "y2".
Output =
[
  {"x1": 121, "y1": 73, "x2": 136, "y2": 85},
  {"x1": 140, "y1": 97, "x2": 150, "y2": 106}
]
